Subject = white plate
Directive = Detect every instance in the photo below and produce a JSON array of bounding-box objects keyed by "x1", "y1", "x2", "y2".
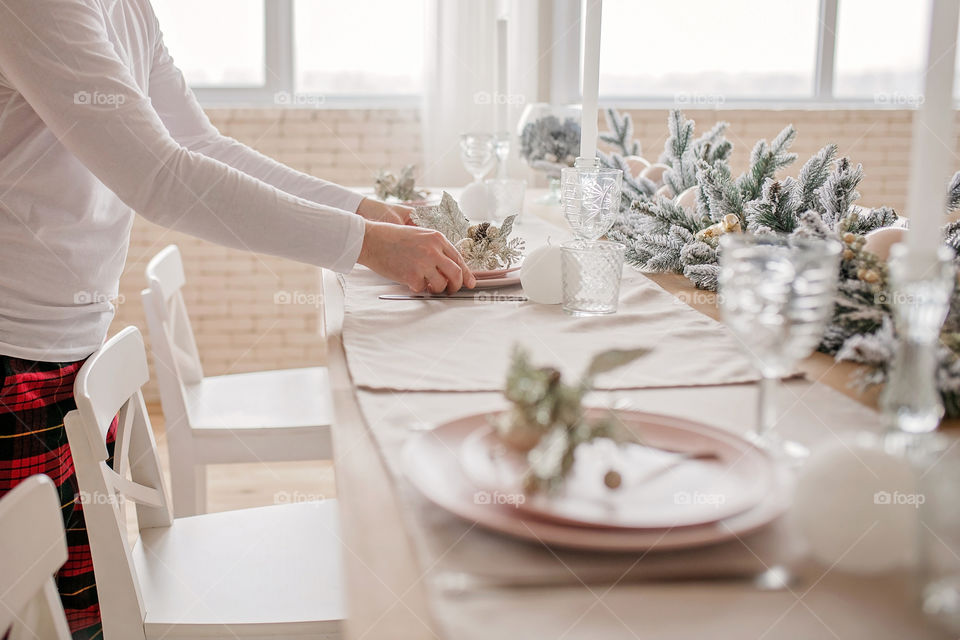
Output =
[
  {"x1": 460, "y1": 418, "x2": 771, "y2": 529},
  {"x1": 473, "y1": 265, "x2": 522, "y2": 279},
  {"x1": 402, "y1": 409, "x2": 791, "y2": 552}
]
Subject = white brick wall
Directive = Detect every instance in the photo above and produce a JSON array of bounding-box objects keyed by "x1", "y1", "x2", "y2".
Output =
[
  {"x1": 112, "y1": 106, "x2": 926, "y2": 401},
  {"x1": 601, "y1": 108, "x2": 915, "y2": 211}
]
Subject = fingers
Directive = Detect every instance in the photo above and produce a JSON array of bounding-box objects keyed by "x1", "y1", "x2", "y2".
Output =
[
  {"x1": 424, "y1": 267, "x2": 448, "y2": 294},
  {"x1": 439, "y1": 240, "x2": 476, "y2": 288},
  {"x1": 435, "y1": 255, "x2": 465, "y2": 293}
]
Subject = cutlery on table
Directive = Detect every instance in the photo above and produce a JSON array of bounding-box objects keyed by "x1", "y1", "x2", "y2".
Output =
[
  {"x1": 434, "y1": 565, "x2": 798, "y2": 596},
  {"x1": 379, "y1": 294, "x2": 528, "y2": 301}
]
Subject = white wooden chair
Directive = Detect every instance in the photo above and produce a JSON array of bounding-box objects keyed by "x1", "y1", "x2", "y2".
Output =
[
  {"x1": 64, "y1": 326, "x2": 343, "y2": 639},
  {"x1": 142, "y1": 245, "x2": 334, "y2": 517},
  {"x1": 0, "y1": 475, "x2": 73, "y2": 640}
]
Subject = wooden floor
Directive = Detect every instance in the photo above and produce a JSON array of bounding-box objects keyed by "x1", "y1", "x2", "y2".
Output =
[{"x1": 126, "y1": 403, "x2": 336, "y2": 539}]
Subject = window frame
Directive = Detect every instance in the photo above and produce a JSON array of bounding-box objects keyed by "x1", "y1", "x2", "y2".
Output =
[
  {"x1": 191, "y1": 0, "x2": 420, "y2": 109},
  {"x1": 185, "y1": 0, "x2": 930, "y2": 110}
]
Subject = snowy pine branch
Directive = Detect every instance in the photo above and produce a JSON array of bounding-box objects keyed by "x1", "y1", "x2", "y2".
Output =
[
  {"x1": 816, "y1": 157, "x2": 863, "y2": 228},
  {"x1": 599, "y1": 108, "x2": 641, "y2": 156},
  {"x1": 744, "y1": 178, "x2": 799, "y2": 233},
  {"x1": 736, "y1": 125, "x2": 798, "y2": 202},
  {"x1": 794, "y1": 144, "x2": 837, "y2": 212},
  {"x1": 697, "y1": 160, "x2": 745, "y2": 223}
]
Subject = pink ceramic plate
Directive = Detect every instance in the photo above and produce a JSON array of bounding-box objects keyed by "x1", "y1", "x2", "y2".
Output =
[
  {"x1": 472, "y1": 265, "x2": 522, "y2": 279},
  {"x1": 470, "y1": 276, "x2": 522, "y2": 289},
  {"x1": 460, "y1": 420, "x2": 772, "y2": 529},
  {"x1": 402, "y1": 409, "x2": 791, "y2": 552}
]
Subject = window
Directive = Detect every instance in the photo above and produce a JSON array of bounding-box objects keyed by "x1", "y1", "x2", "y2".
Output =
[
  {"x1": 152, "y1": 0, "x2": 265, "y2": 87},
  {"x1": 149, "y1": 0, "x2": 423, "y2": 105},
  {"x1": 294, "y1": 0, "x2": 424, "y2": 97},
  {"x1": 599, "y1": 0, "x2": 819, "y2": 100},
  {"x1": 834, "y1": 0, "x2": 927, "y2": 100}
]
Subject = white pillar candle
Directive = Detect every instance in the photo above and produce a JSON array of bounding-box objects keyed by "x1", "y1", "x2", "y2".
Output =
[
  {"x1": 494, "y1": 17, "x2": 508, "y2": 134},
  {"x1": 579, "y1": 0, "x2": 602, "y2": 161},
  {"x1": 905, "y1": 0, "x2": 960, "y2": 273}
]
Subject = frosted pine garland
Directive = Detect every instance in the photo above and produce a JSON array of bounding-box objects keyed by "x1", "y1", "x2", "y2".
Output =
[{"x1": 600, "y1": 108, "x2": 960, "y2": 417}]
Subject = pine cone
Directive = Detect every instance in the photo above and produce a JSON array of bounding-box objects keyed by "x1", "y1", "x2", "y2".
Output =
[{"x1": 470, "y1": 222, "x2": 491, "y2": 241}]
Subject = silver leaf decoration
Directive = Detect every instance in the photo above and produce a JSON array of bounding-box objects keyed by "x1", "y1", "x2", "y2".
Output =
[{"x1": 410, "y1": 191, "x2": 469, "y2": 242}]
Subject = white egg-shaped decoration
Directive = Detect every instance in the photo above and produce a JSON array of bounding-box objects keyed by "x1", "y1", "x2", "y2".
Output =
[
  {"x1": 520, "y1": 244, "x2": 563, "y2": 304},
  {"x1": 863, "y1": 226, "x2": 908, "y2": 261},
  {"x1": 459, "y1": 181, "x2": 495, "y2": 221},
  {"x1": 792, "y1": 435, "x2": 919, "y2": 574},
  {"x1": 674, "y1": 186, "x2": 698, "y2": 210},
  {"x1": 623, "y1": 155, "x2": 651, "y2": 178},
  {"x1": 640, "y1": 162, "x2": 670, "y2": 186}
]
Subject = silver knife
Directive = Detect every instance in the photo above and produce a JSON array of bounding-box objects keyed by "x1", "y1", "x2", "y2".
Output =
[{"x1": 379, "y1": 294, "x2": 527, "y2": 301}]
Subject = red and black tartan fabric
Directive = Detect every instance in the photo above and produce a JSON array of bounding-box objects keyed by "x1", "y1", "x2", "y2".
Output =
[{"x1": 0, "y1": 355, "x2": 117, "y2": 640}]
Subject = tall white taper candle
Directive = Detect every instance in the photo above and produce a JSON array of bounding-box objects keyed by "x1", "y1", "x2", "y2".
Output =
[
  {"x1": 494, "y1": 17, "x2": 508, "y2": 133},
  {"x1": 579, "y1": 0, "x2": 602, "y2": 161},
  {"x1": 906, "y1": 0, "x2": 960, "y2": 272}
]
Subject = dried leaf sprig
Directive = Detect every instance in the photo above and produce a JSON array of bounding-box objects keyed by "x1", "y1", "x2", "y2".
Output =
[
  {"x1": 373, "y1": 164, "x2": 426, "y2": 202},
  {"x1": 496, "y1": 346, "x2": 650, "y2": 493}
]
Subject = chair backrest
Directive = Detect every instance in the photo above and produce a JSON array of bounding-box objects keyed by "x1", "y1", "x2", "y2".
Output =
[
  {"x1": 143, "y1": 245, "x2": 204, "y2": 386},
  {"x1": 64, "y1": 326, "x2": 173, "y2": 640},
  {"x1": 0, "y1": 475, "x2": 72, "y2": 640}
]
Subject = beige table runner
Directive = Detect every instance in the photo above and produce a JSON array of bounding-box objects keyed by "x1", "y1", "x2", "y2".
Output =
[
  {"x1": 351, "y1": 383, "x2": 940, "y2": 639},
  {"x1": 341, "y1": 218, "x2": 760, "y2": 392}
]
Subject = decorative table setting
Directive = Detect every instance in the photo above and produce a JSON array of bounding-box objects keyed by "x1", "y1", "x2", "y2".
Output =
[
  {"x1": 326, "y1": 2, "x2": 960, "y2": 638},
  {"x1": 324, "y1": 180, "x2": 958, "y2": 638}
]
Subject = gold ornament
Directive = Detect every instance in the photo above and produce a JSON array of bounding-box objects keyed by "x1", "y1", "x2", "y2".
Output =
[{"x1": 695, "y1": 213, "x2": 742, "y2": 245}]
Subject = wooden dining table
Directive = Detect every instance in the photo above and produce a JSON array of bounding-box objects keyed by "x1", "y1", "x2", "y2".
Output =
[{"x1": 320, "y1": 190, "x2": 955, "y2": 640}]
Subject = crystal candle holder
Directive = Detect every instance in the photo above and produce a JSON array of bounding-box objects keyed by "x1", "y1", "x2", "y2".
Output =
[
  {"x1": 880, "y1": 244, "x2": 956, "y2": 435},
  {"x1": 560, "y1": 158, "x2": 622, "y2": 242},
  {"x1": 561, "y1": 240, "x2": 625, "y2": 316}
]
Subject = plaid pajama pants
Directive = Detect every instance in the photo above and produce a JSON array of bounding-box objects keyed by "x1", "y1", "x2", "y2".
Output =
[{"x1": 0, "y1": 355, "x2": 116, "y2": 640}]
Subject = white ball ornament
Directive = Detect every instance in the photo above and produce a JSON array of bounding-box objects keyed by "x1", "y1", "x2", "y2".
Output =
[
  {"x1": 520, "y1": 243, "x2": 563, "y2": 304},
  {"x1": 674, "y1": 186, "x2": 698, "y2": 210},
  {"x1": 640, "y1": 162, "x2": 670, "y2": 186},
  {"x1": 623, "y1": 155, "x2": 651, "y2": 178},
  {"x1": 863, "y1": 226, "x2": 907, "y2": 261},
  {"x1": 791, "y1": 435, "x2": 919, "y2": 574},
  {"x1": 459, "y1": 181, "x2": 495, "y2": 221},
  {"x1": 654, "y1": 184, "x2": 673, "y2": 200}
]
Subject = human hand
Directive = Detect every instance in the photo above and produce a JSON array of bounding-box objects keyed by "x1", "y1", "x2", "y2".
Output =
[
  {"x1": 356, "y1": 197, "x2": 415, "y2": 226},
  {"x1": 357, "y1": 220, "x2": 477, "y2": 293}
]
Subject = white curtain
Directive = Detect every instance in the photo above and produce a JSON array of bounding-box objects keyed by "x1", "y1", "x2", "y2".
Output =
[{"x1": 421, "y1": 0, "x2": 545, "y2": 186}]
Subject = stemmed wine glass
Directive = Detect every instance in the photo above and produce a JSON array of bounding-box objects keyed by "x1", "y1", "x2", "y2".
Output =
[
  {"x1": 460, "y1": 133, "x2": 497, "y2": 184},
  {"x1": 560, "y1": 165, "x2": 623, "y2": 241},
  {"x1": 718, "y1": 233, "x2": 842, "y2": 460}
]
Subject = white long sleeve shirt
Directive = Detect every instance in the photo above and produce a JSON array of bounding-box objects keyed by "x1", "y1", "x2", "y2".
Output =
[{"x1": 0, "y1": 0, "x2": 367, "y2": 362}]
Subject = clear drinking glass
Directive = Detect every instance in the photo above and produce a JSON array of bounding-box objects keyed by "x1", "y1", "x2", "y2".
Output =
[
  {"x1": 918, "y1": 438, "x2": 960, "y2": 634},
  {"x1": 460, "y1": 133, "x2": 496, "y2": 184},
  {"x1": 484, "y1": 178, "x2": 526, "y2": 222},
  {"x1": 718, "y1": 233, "x2": 842, "y2": 459},
  {"x1": 560, "y1": 164, "x2": 623, "y2": 241},
  {"x1": 561, "y1": 240, "x2": 626, "y2": 316}
]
